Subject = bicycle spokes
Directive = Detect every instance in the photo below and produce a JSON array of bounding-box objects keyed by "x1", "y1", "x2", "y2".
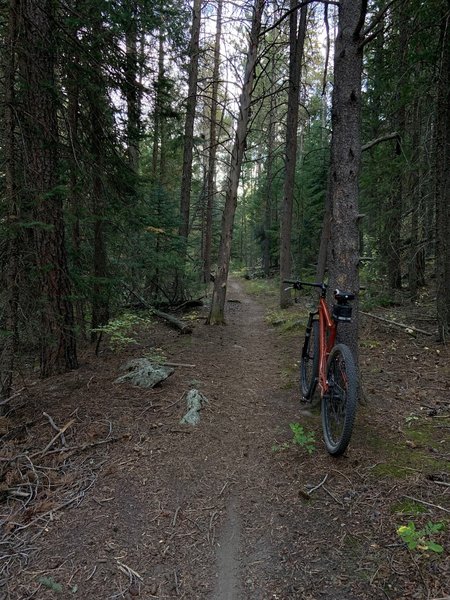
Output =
[{"x1": 322, "y1": 344, "x2": 357, "y2": 456}]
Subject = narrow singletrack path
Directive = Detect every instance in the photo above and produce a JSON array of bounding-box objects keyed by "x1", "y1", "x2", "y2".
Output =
[{"x1": 3, "y1": 278, "x2": 449, "y2": 599}]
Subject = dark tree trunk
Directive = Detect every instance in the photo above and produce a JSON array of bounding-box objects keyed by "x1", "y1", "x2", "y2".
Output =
[
  {"x1": 89, "y1": 15, "x2": 110, "y2": 338},
  {"x1": 151, "y1": 35, "x2": 164, "y2": 184},
  {"x1": 279, "y1": 1, "x2": 307, "y2": 307},
  {"x1": 386, "y1": 3, "x2": 408, "y2": 291},
  {"x1": 18, "y1": 0, "x2": 78, "y2": 377},
  {"x1": 179, "y1": 0, "x2": 201, "y2": 242},
  {"x1": 0, "y1": 0, "x2": 19, "y2": 404},
  {"x1": 207, "y1": 0, "x2": 265, "y2": 324},
  {"x1": 408, "y1": 97, "x2": 421, "y2": 299},
  {"x1": 435, "y1": 4, "x2": 450, "y2": 341},
  {"x1": 263, "y1": 56, "x2": 277, "y2": 278},
  {"x1": 202, "y1": 0, "x2": 222, "y2": 284},
  {"x1": 125, "y1": 0, "x2": 140, "y2": 174},
  {"x1": 66, "y1": 8, "x2": 86, "y2": 339},
  {"x1": 327, "y1": 0, "x2": 366, "y2": 372}
]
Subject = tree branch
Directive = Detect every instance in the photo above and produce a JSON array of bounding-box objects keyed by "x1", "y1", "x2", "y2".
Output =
[
  {"x1": 362, "y1": 131, "x2": 399, "y2": 152},
  {"x1": 261, "y1": 0, "x2": 340, "y2": 37},
  {"x1": 362, "y1": 0, "x2": 400, "y2": 38},
  {"x1": 354, "y1": 0, "x2": 368, "y2": 39}
]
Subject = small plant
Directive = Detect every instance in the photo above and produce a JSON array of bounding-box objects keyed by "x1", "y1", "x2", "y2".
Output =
[
  {"x1": 146, "y1": 347, "x2": 167, "y2": 364},
  {"x1": 405, "y1": 414, "x2": 419, "y2": 428},
  {"x1": 39, "y1": 576, "x2": 63, "y2": 592},
  {"x1": 92, "y1": 312, "x2": 153, "y2": 351},
  {"x1": 272, "y1": 441, "x2": 291, "y2": 452},
  {"x1": 289, "y1": 422, "x2": 316, "y2": 454},
  {"x1": 396, "y1": 521, "x2": 444, "y2": 553},
  {"x1": 272, "y1": 423, "x2": 316, "y2": 454}
]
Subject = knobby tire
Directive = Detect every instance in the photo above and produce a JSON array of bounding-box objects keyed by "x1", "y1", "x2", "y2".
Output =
[
  {"x1": 322, "y1": 343, "x2": 357, "y2": 456},
  {"x1": 300, "y1": 317, "x2": 319, "y2": 400}
]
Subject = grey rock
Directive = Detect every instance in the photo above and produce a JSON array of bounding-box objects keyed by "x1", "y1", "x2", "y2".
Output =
[
  {"x1": 115, "y1": 358, "x2": 174, "y2": 388},
  {"x1": 180, "y1": 389, "x2": 208, "y2": 425}
]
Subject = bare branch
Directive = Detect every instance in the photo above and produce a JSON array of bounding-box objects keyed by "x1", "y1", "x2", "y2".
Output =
[
  {"x1": 362, "y1": 0, "x2": 400, "y2": 38},
  {"x1": 362, "y1": 131, "x2": 399, "y2": 152},
  {"x1": 261, "y1": 0, "x2": 340, "y2": 37}
]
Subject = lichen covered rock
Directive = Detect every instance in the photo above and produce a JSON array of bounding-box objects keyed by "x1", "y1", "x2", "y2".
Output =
[{"x1": 115, "y1": 358, "x2": 174, "y2": 388}]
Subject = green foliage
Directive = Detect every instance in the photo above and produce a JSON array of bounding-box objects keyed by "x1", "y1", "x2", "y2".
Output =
[
  {"x1": 145, "y1": 347, "x2": 167, "y2": 364},
  {"x1": 39, "y1": 576, "x2": 63, "y2": 592},
  {"x1": 289, "y1": 422, "x2": 316, "y2": 454},
  {"x1": 404, "y1": 414, "x2": 419, "y2": 428},
  {"x1": 396, "y1": 521, "x2": 445, "y2": 553},
  {"x1": 392, "y1": 499, "x2": 426, "y2": 516},
  {"x1": 273, "y1": 423, "x2": 316, "y2": 454},
  {"x1": 92, "y1": 312, "x2": 153, "y2": 351}
]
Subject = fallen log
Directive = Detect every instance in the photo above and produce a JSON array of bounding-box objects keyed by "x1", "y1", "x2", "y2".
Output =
[
  {"x1": 121, "y1": 281, "x2": 192, "y2": 334},
  {"x1": 360, "y1": 311, "x2": 432, "y2": 336},
  {"x1": 152, "y1": 309, "x2": 193, "y2": 334}
]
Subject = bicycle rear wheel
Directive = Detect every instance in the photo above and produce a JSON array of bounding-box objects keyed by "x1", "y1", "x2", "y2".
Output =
[
  {"x1": 300, "y1": 316, "x2": 319, "y2": 400},
  {"x1": 322, "y1": 343, "x2": 357, "y2": 455}
]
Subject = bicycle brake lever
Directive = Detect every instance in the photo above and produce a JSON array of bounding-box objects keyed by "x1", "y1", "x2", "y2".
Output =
[{"x1": 284, "y1": 286, "x2": 294, "y2": 292}]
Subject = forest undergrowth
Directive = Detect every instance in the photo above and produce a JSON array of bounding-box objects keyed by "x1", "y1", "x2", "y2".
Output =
[{"x1": 0, "y1": 276, "x2": 449, "y2": 599}]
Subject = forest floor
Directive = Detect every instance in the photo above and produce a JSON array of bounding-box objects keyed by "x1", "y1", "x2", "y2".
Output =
[{"x1": 1, "y1": 276, "x2": 449, "y2": 600}]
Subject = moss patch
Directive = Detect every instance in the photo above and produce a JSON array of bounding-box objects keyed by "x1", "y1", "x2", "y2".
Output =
[
  {"x1": 362, "y1": 425, "x2": 450, "y2": 480},
  {"x1": 391, "y1": 499, "x2": 427, "y2": 516}
]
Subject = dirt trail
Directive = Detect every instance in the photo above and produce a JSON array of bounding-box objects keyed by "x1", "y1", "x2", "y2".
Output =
[{"x1": 2, "y1": 278, "x2": 449, "y2": 599}]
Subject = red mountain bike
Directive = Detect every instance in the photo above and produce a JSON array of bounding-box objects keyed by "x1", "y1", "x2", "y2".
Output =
[{"x1": 284, "y1": 280, "x2": 358, "y2": 456}]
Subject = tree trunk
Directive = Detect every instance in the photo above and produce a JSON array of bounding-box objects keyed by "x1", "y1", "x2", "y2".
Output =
[
  {"x1": 207, "y1": 0, "x2": 265, "y2": 324},
  {"x1": 202, "y1": 0, "x2": 222, "y2": 284},
  {"x1": 147, "y1": 33, "x2": 165, "y2": 301},
  {"x1": 18, "y1": 0, "x2": 78, "y2": 377},
  {"x1": 89, "y1": 15, "x2": 110, "y2": 339},
  {"x1": 408, "y1": 97, "x2": 421, "y2": 299},
  {"x1": 125, "y1": 0, "x2": 140, "y2": 174},
  {"x1": 327, "y1": 0, "x2": 366, "y2": 372},
  {"x1": 263, "y1": 56, "x2": 277, "y2": 278},
  {"x1": 179, "y1": 0, "x2": 202, "y2": 242},
  {"x1": 66, "y1": 7, "x2": 86, "y2": 339},
  {"x1": 435, "y1": 3, "x2": 450, "y2": 341},
  {"x1": 386, "y1": 3, "x2": 408, "y2": 291},
  {"x1": 279, "y1": 1, "x2": 307, "y2": 308},
  {"x1": 0, "y1": 0, "x2": 19, "y2": 405}
]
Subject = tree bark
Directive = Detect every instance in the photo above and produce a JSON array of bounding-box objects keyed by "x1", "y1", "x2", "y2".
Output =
[
  {"x1": 202, "y1": 0, "x2": 222, "y2": 284},
  {"x1": 386, "y1": 3, "x2": 408, "y2": 291},
  {"x1": 263, "y1": 55, "x2": 277, "y2": 278},
  {"x1": 89, "y1": 14, "x2": 110, "y2": 339},
  {"x1": 327, "y1": 0, "x2": 366, "y2": 371},
  {"x1": 66, "y1": 5, "x2": 86, "y2": 339},
  {"x1": 179, "y1": 0, "x2": 202, "y2": 242},
  {"x1": 207, "y1": 0, "x2": 265, "y2": 324},
  {"x1": 435, "y1": 3, "x2": 450, "y2": 341},
  {"x1": 0, "y1": 0, "x2": 19, "y2": 405},
  {"x1": 125, "y1": 0, "x2": 140, "y2": 174},
  {"x1": 18, "y1": 0, "x2": 78, "y2": 377},
  {"x1": 279, "y1": 1, "x2": 308, "y2": 307}
]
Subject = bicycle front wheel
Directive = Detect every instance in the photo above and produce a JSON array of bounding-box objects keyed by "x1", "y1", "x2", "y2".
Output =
[
  {"x1": 300, "y1": 317, "x2": 319, "y2": 400},
  {"x1": 322, "y1": 343, "x2": 357, "y2": 456}
]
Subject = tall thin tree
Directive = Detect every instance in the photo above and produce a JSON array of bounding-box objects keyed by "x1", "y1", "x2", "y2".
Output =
[
  {"x1": 179, "y1": 0, "x2": 202, "y2": 243},
  {"x1": 208, "y1": 0, "x2": 266, "y2": 324},
  {"x1": 279, "y1": 1, "x2": 307, "y2": 308},
  {"x1": 202, "y1": 0, "x2": 223, "y2": 284}
]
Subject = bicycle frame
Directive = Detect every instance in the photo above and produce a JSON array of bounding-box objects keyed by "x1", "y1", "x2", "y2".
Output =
[
  {"x1": 317, "y1": 297, "x2": 337, "y2": 395},
  {"x1": 284, "y1": 278, "x2": 358, "y2": 455}
]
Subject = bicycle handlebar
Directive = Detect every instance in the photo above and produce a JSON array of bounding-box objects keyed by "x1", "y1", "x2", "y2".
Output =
[{"x1": 283, "y1": 279, "x2": 326, "y2": 290}]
